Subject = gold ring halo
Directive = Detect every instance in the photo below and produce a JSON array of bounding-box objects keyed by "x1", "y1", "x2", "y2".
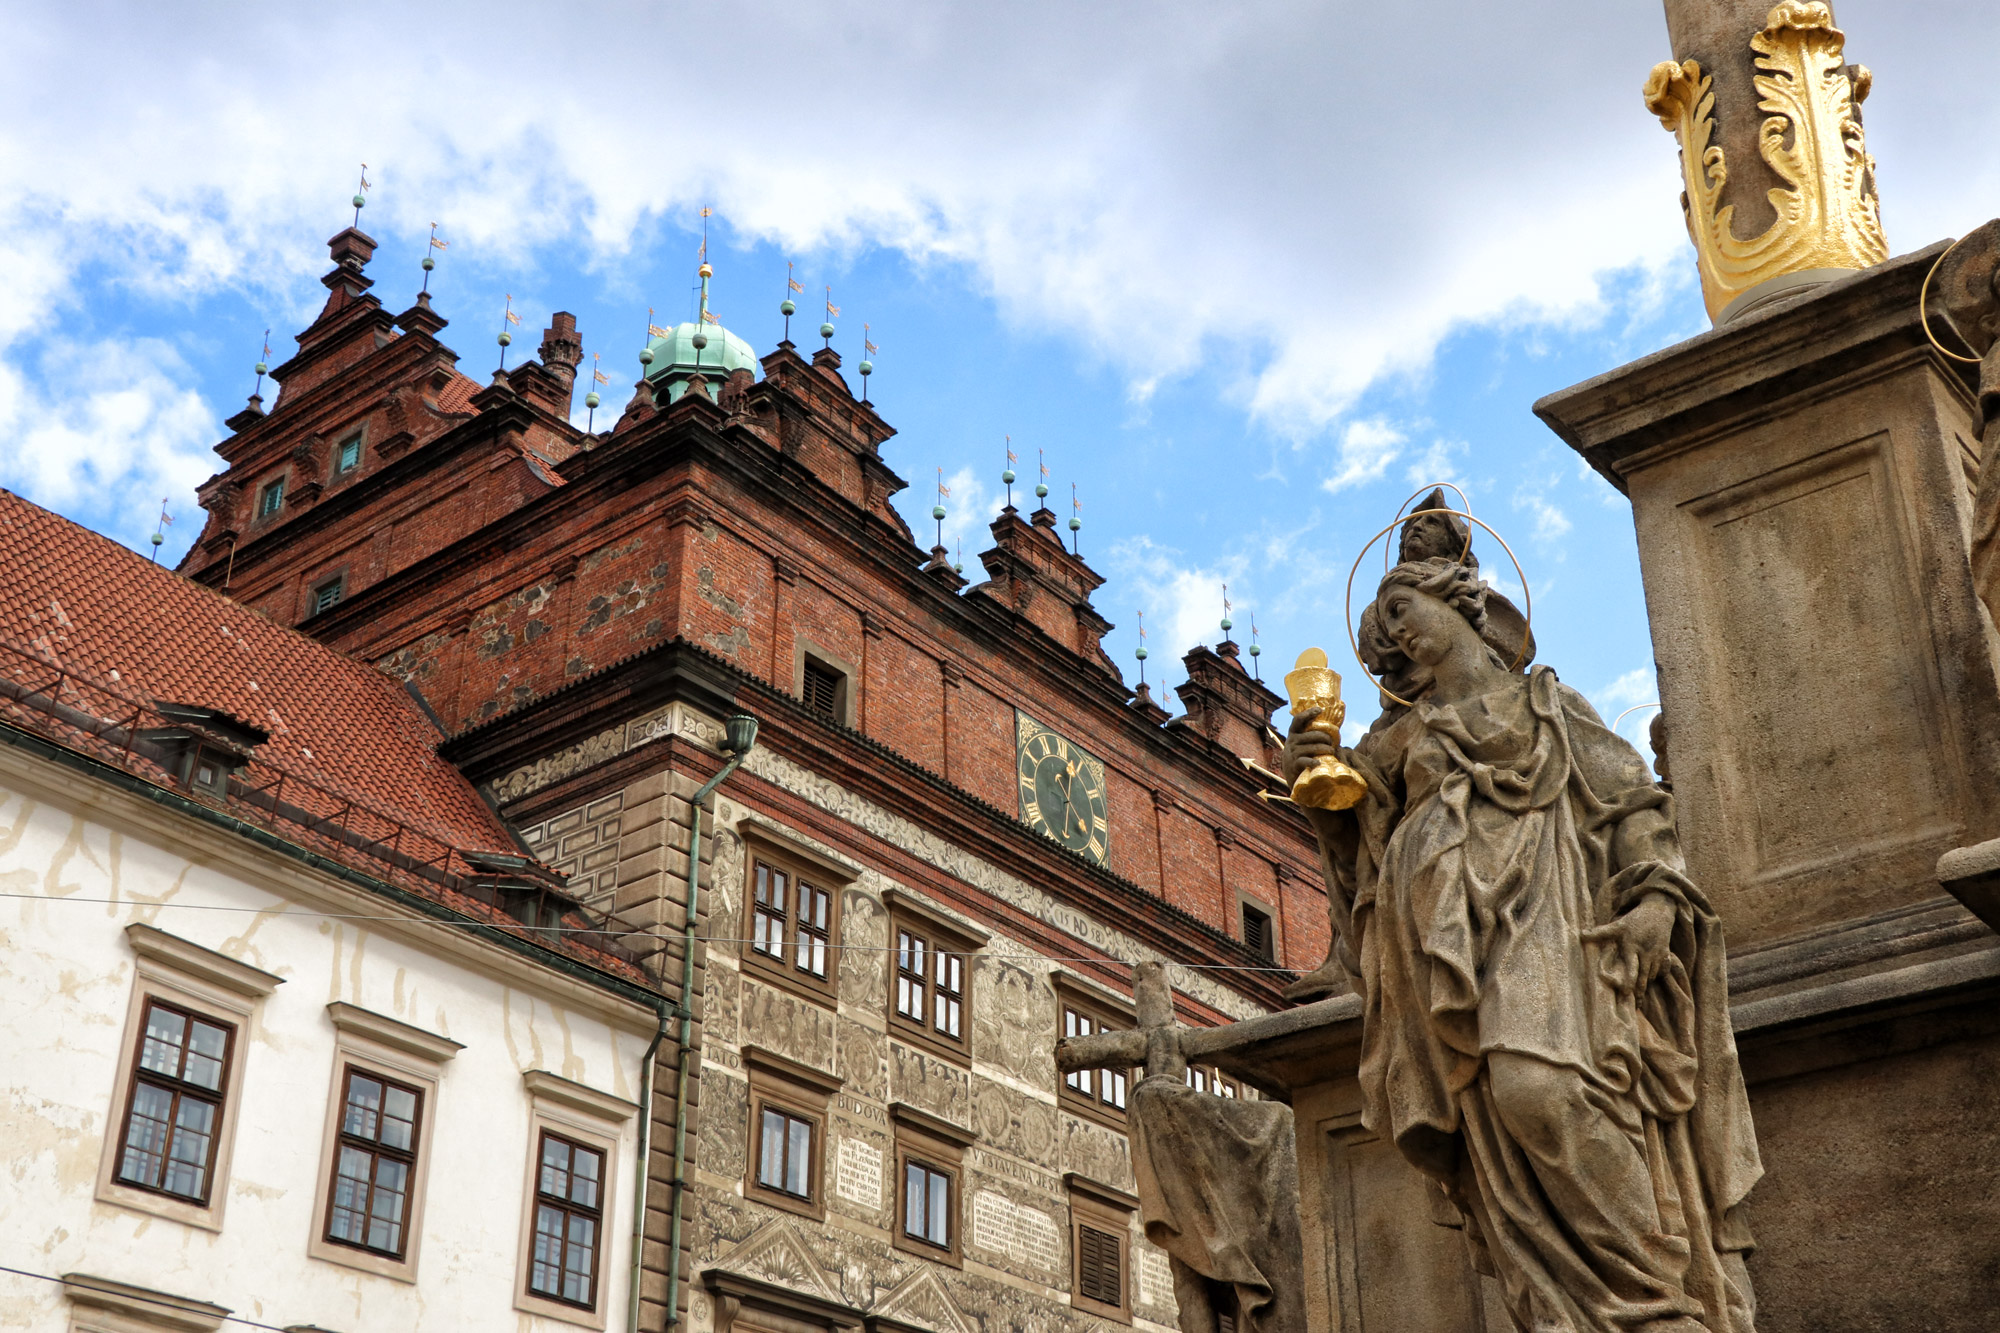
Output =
[
  {"x1": 1919, "y1": 235, "x2": 1983, "y2": 365},
  {"x1": 1384, "y1": 482, "x2": 1476, "y2": 570},
  {"x1": 1343, "y1": 508, "x2": 1533, "y2": 710}
]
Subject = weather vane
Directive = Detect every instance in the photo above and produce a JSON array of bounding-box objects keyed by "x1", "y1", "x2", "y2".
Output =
[
  {"x1": 585, "y1": 353, "x2": 609, "y2": 431},
  {"x1": 1136, "y1": 610, "x2": 1150, "y2": 686},
  {"x1": 148, "y1": 500, "x2": 173, "y2": 563},
  {"x1": 1002, "y1": 437, "x2": 1017, "y2": 509},
  {"x1": 641, "y1": 307, "x2": 666, "y2": 370},
  {"x1": 1036, "y1": 449, "x2": 1049, "y2": 505},
  {"x1": 1221, "y1": 584, "x2": 1234, "y2": 641},
  {"x1": 422, "y1": 223, "x2": 447, "y2": 294},
  {"x1": 252, "y1": 329, "x2": 271, "y2": 401},
  {"x1": 822, "y1": 286, "x2": 839, "y2": 349},
  {"x1": 932, "y1": 468, "x2": 950, "y2": 548},
  {"x1": 1249, "y1": 614, "x2": 1263, "y2": 679},
  {"x1": 860, "y1": 324, "x2": 877, "y2": 403},
  {"x1": 498, "y1": 294, "x2": 521, "y2": 371},
  {"x1": 1069, "y1": 484, "x2": 1082, "y2": 554},
  {"x1": 352, "y1": 164, "x2": 369, "y2": 228},
  {"x1": 781, "y1": 261, "x2": 804, "y2": 342}
]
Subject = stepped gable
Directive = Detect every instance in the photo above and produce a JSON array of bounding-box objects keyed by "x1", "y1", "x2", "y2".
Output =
[
  {"x1": 0, "y1": 487, "x2": 518, "y2": 860},
  {"x1": 965, "y1": 505, "x2": 1117, "y2": 675}
]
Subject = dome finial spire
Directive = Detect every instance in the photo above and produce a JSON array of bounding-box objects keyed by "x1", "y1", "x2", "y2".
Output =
[{"x1": 352, "y1": 163, "x2": 369, "y2": 228}]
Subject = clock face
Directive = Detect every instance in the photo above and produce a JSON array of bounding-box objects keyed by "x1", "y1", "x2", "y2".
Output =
[{"x1": 1016, "y1": 713, "x2": 1109, "y2": 865}]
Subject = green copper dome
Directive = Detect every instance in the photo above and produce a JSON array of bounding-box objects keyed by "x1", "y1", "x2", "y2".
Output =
[{"x1": 643, "y1": 321, "x2": 757, "y2": 401}]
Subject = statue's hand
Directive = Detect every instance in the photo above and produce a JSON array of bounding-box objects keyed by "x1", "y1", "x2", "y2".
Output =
[
  {"x1": 1580, "y1": 893, "x2": 1676, "y2": 994},
  {"x1": 1283, "y1": 706, "x2": 1344, "y2": 784}
]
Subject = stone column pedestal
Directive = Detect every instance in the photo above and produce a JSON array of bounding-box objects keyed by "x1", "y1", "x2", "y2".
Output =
[{"x1": 1536, "y1": 243, "x2": 2000, "y2": 947}]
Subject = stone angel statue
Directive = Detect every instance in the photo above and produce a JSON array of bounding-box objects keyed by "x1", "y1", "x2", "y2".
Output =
[{"x1": 1282, "y1": 547, "x2": 1763, "y2": 1333}]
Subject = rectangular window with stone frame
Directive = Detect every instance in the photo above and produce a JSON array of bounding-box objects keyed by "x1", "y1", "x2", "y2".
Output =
[
  {"x1": 112, "y1": 997, "x2": 235, "y2": 1206},
  {"x1": 1068, "y1": 1173, "x2": 1138, "y2": 1324},
  {"x1": 890, "y1": 1103, "x2": 971, "y2": 1268},
  {"x1": 742, "y1": 845, "x2": 841, "y2": 1006},
  {"x1": 323, "y1": 1066, "x2": 424, "y2": 1259},
  {"x1": 1055, "y1": 978, "x2": 1132, "y2": 1130},
  {"x1": 743, "y1": 1047, "x2": 842, "y2": 1222},
  {"x1": 258, "y1": 477, "x2": 285, "y2": 518},
  {"x1": 335, "y1": 433, "x2": 363, "y2": 474},
  {"x1": 884, "y1": 887, "x2": 987, "y2": 1065}
]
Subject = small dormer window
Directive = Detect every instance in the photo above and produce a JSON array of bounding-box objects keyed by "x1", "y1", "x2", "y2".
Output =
[
  {"x1": 191, "y1": 757, "x2": 225, "y2": 797},
  {"x1": 312, "y1": 577, "x2": 344, "y2": 616},
  {"x1": 259, "y1": 479, "x2": 285, "y2": 517},
  {"x1": 336, "y1": 435, "x2": 362, "y2": 474}
]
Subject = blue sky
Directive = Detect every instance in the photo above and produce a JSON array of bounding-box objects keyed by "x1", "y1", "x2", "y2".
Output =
[{"x1": 3, "y1": 1, "x2": 1993, "y2": 752}]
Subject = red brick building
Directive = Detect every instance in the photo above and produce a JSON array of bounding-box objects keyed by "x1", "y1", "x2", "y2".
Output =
[{"x1": 172, "y1": 224, "x2": 1325, "y2": 1331}]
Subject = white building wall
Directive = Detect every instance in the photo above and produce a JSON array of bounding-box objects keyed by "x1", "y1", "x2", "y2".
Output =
[{"x1": 0, "y1": 759, "x2": 657, "y2": 1333}]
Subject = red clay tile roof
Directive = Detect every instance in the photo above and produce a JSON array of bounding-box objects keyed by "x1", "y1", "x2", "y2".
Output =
[
  {"x1": 0, "y1": 488, "x2": 649, "y2": 985},
  {"x1": 0, "y1": 487, "x2": 511, "y2": 857},
  {"x1": 436, "y1": 370, "x2": 480, "y2": 415}
]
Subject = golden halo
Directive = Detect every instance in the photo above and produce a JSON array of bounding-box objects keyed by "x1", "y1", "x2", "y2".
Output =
[
  {"x1": 1384, "y1": 481, "x2": 1475, "y2": 571},
  {"x1": 1919, "y1": 236, "x2": 1983, "y2": 365},
  {"x1": 1343, "y1": 508, "x2": 1533, "y2": 710},
  {"x1": 1612, "y1": 702, "x2": 1662, "y2": 738}
]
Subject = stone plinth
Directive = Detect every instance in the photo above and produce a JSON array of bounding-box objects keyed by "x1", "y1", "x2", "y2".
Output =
[{"x1": 1535, "y1": 244, "x2": 2000, "y2": 948}]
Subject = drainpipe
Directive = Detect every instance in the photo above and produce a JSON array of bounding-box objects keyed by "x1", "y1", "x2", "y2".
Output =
[{"x1": 632, "y1": 713, "x2": 758, "y2": 1333}]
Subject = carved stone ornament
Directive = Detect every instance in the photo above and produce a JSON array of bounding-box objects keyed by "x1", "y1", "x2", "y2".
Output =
[{"x1": 1644, "y1": 2, "x2": 1886, "y2": 321}]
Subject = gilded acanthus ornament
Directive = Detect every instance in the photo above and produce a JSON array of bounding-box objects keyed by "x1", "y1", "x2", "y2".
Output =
[{"x1": 1645, "y1": 2, "x2": 1886, "y2": 321}]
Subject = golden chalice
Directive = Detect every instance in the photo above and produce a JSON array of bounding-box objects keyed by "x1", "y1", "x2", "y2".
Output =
[{"x1": 1285, "y1": 648, "x2": 1368, "y2": 811}]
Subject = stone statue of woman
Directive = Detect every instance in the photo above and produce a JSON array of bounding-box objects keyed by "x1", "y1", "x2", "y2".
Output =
[{"x1": 1283, "y1": 554, "x2": 1763, "y2": 1333}]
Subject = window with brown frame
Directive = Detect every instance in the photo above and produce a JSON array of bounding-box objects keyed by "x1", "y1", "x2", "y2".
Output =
[
  {"x1": 324, "y1": 1066, "x2": 423, "y2": 1258},
  {"x1": 743, "y1": 1047, "x2": 841, "y2": 1221},
  {"x1": 1068, "y1": 1172, "x2": 1137, "y2": 1323},
  {"x1": 528, "y1": 1131, "x2": 604, "y2": 1310},
  {"x1": 743, "y1": 850, "x2": 839, "y2": 1003},
  {"x1": 891, "y1": 1103, "x2": 969, "y2": 1267},
  {"x1": 1057, "y1": 987, "x2": 1131, "y2": 1128},
  {"x1": 113, "y1": 999, "x2": 234, "y2": 1204},
  {"x1": 1184, "y1": 1064, "x2": 1246, "y2": 1099},
  {"x1": 890, "y1": 925, "x2": 967, "y2": 1056}
]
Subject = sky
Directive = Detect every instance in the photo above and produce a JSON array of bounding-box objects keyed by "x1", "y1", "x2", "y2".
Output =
[{"x1": 2, "y1": 1, "x2": 1995, "y2": 750}]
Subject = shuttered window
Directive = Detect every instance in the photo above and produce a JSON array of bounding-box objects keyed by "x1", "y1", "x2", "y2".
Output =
[
  {"x1": 1076, "y1": 1223, "x2": 1124, "y2": 1308},
  {"x1": 1241, "y1": 903, "x2": 1274, "y2": 961},
  {"x1": 801, "y1": 659, "x2": 840, "y2": 719}
]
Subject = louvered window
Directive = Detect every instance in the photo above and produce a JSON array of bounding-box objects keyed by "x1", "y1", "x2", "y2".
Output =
[
  {"x1": 258, "y1": 479, "x2": 285, "y2": 517},
  {"x1": 801, "y1": 659, "x2": 840, "y2": 720},
  {"x1": 313, "y1": 577, "x2": 344, "y2": 615},
  {"x1": 1076, "y1": 1222, "x2": 1124, "y2": 1308},
  {"x1": 336, "y1": 435, "x2": 363, "y2": 474},
  {"x1": 1241, "y1": 903, "x2": 1274, "y2": 961}
]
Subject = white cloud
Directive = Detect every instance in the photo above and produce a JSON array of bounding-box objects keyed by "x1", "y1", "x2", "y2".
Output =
[
  {"x1": 1321, "y1": 418, "x2": 1405, "y2": 494},
  {"x1": 1591, "y1": 667, "x2": 1660, "y2": 739},
  {"x1": 0, "y1": 2, "x2": 1992, "y2": 509},
  {"x1": 1105, "y1": 535, "x2": 1249, "y2": 668},
  {"x1": 1405, "y1": 438, "x2": 1467, "y2": 490},
  {"x1": 0, "y1": 338, "x2": 217, "y2": 552}
]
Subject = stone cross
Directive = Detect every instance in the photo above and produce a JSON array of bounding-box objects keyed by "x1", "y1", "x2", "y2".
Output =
[{"x1": 1054, "y1": 961, "x2": 1235, "y2": 1086}]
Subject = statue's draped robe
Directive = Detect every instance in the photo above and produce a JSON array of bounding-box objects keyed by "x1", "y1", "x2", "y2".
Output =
[
  {"x1": 1329, "y1": 667, "x2": 1761, "y2": 1332},
  {"x1": 1129, "y1": 1077, "x2": 1306, "y2": 1333}
]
